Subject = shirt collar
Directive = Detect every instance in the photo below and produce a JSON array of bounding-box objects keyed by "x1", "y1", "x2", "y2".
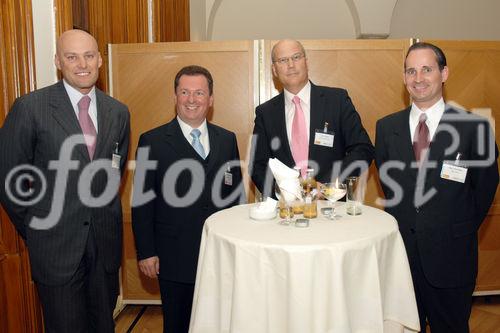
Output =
[
  {"x1": 410, "y1": 98, "x2": 445, "y2": 125},
  {"x1": 284, "y1": 81, "x2": 311, "y2": 107},
  {"x1": 177, "y1": 116, "x2": 208, "y2": 137},
  {"x1": 63, "y1": 79, "x2": 96, "y2": 107}
]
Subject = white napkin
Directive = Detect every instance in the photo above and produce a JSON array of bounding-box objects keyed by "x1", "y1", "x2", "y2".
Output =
[
  {"x1": 249, "y1": 197, "x2": 277, "y2": 220},
  {"x1": 268, "y1": 158, "x2": 302, "y2": 202}
]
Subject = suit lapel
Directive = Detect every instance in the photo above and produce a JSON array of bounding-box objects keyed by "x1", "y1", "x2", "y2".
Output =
[
  {"x1": 93, "y1": 89, "x2": 114, "y2": 159},
  {"x1": 392, "y1": 108, "x2": 418, "y2": 180},
  {"x1": 206, "y1": 123, "x2": 221, "y2": 174},
  {"x1": 273, "y1": 94, "x2": 295, "y2": 167},
  {"x1": 424, "y1": 107, "x2": 458, "y2": 185},
  {"x1": 49, "y1": 81, "x2": 90, "y2": 161},
  {"x1": 164, "y1": 119, "x2": 214, "y2": 165},
  {"x1": 308, "y1": 83, "x2": 327, "y2": 162}
]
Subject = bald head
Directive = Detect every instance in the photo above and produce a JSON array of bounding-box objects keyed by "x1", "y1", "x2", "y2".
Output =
[
  {"x1": 271, "y1": 39, "x2": 309, "y2": 94},
  {"x1": 56, "y1": 29, "x2": 98, "y2": 54},
  {"x1": 271, "y1": 39, "x2": 306, "y2": 62},
  {"x1": 55, "y1": 29, "x2": 102, "y2": 94}
]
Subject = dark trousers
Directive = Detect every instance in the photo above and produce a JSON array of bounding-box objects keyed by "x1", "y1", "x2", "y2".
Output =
[
  {"x1": 159, "y1": 279, "x2": 195, "y2": 333},
  {"x1": 408, "y1": 240, "x2": 474, "y2": 333},
  {"x1": 36, "y1": 226, "x2": 119, "y2": 333}
]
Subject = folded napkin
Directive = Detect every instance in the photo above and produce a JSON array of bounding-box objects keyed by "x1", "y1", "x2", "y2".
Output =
[
  {"x1": 249, "y1": 197, "x2": 278, "y2": 220},
  {"x1": 268, "y1": 158, "x2": 302, "y2": 202}
]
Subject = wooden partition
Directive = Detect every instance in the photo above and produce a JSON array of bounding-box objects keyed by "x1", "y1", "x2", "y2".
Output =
[
  {"x1": 424, "y1": 40, "x2": 500, "y2": 293},
  {"x1": 110, "y1": 41, "x2": 256, "y2": 300},
  {"x1": 111, "y1": 39, "x2": 500, "y2": 301}
]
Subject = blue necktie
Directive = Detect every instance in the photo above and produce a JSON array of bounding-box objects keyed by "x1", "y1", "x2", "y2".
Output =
[{"x1": 190, "y1": 129, "x2": 206, "y2": 159}]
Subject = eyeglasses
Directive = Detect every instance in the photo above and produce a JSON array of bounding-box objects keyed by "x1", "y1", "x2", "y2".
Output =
[
  {"x1": 404, "y1": 66, "x2": 437, "y2": 77},
  {"x1": 273, "y1": 53, "x2": 305, "y2": 65}
]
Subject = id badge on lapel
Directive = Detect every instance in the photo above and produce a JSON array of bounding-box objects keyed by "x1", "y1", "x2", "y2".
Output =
[
  {"x1": 440, "y1": 153, "x2": 467, "y2": 183},
  {"x1": 314, "y1": 122, "x2": 334, "y2": 148},
  {"x1": 224, "y1": 164, "x2": 233, "y2": 186},
  {"x1": 111, "y1": 142, "x2": 121, "y2": 169}
]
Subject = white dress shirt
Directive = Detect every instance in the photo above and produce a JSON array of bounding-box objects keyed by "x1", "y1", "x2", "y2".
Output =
[
  {"x1": 177, "y1": 116, "x2": 211, "y2": 156},
  {"x1": 409, "y1": 98, "x2": 445, "y2": 143},
  {"x1": 284, "y1": 81, "x2": 311, "y2": 148},
  {"x1": 63, "y1": 80, "x2": 99, "y2": 133}
]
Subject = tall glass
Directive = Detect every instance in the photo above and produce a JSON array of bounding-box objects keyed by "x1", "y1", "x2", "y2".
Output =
[
  {"x1": 320, "y1": 180, "x2": 347, "y2": 220},
  {"x1": 275, "y1": 183, "x2": 294, "y2": 225}
]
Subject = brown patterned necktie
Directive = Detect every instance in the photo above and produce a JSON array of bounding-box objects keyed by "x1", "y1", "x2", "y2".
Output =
[
  {"x1": 77, "y1": 95, "x2": 97, "y2": 159},
  {"x1": 413, "y1": 113, "x2": 429, "y2": 163}
]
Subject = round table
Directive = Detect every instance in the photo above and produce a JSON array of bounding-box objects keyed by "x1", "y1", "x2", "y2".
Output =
[{"x1": 189, "y1": 202, "x2": 420, "y2": 333}]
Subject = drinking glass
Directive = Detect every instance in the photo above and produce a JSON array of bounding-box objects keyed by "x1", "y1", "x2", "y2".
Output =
[
  {"x1": 275, "y1": 183, "x2": 294, "y2": 225},
  {"x1": 320, "y1": 180, "x2": 347, "y2": 220}
]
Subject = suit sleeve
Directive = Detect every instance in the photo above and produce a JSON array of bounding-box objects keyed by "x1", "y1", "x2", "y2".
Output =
[
  {"x1": 374, "y1": 118, "x2": 391, "y2": 199},
  {"x1": 117, "y1": 107, "x2": 130, "y2": 174},
  {"x1": 230, "y1": 132, "x2": 246, "y2": 205},
  {"x1": 470, "y1": 119, "x2": 499, "y2": 227},
  {"x1": 0, "y1": 97, "x2": 36, "y2": 239},
  {"x1": 338, "y1": 91, "x2": 375, "y2": 176},
  {"x1": 249, "y1": 106, "x2": 271, "y2": 193},
  {"x1": 131, "y1": 134, "x2": 157, "y2": 260}
]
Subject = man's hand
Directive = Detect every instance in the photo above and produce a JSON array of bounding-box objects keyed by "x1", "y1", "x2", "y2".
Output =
[{"x1": 138, "y1": 256, "x2": 160, "y2": 278}]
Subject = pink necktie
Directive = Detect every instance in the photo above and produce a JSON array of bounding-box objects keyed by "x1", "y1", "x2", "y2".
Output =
[
  {"x1": 291, "y1": 96, "x2": 308, "y2": 176},
  {"x1": 78, "y1": 95, "x2": 97, "y2": 160},
  {"x1": 413, "y1": 113, "x2": 429, "y2": 163}
]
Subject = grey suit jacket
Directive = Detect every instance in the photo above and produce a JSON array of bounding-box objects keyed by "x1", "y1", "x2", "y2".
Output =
[{"x1": 0, "y1": 81, "x2": 130, "y2": 285}]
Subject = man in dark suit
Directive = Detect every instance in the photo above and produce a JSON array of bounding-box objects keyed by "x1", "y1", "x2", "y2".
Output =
[
  {"x1": 375, "y1": 42, "x2": 498, "y2": 332},
  {"x1": 131, "y1": 65, "x2": 245, "y2": 333},
  {"x1": 250, "y1": 39, "x2": 374, "y2": 194},
  {"x1": 0, "y1": 29, "x2": 130, "y2": 332}
]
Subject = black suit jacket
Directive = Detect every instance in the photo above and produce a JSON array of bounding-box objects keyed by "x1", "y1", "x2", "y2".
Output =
[
  {"x1": 250, "y1": 82, "x2": 374, "y2": 194},
  {"x1": 375, "y1": 106, "x2": 498, "y2": 288},
  {"x1": 131, "y1": 118, "x2": 245, "y2": 284},
  {"x1": 0, "y1": 81, "x2": 130, "y2": 285}
]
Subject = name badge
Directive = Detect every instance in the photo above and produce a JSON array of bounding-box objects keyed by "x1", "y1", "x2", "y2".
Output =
[
  {"x1": 112, "y1": 153, "x2": 121, "y2": 169},
  {"x1": 314, "y1": 129, "x2": 334, "y2": 147},
  {"x1": 440, "y1": 162, "x2": 467, "y2": 183},
  {"x1": 224, "y1": 171, "x2": 233, "y2": 186}
]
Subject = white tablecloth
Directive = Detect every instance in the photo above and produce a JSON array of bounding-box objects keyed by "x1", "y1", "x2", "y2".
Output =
[{"x1": 189, "y1": 202, "x2": 420, "y2": 333}]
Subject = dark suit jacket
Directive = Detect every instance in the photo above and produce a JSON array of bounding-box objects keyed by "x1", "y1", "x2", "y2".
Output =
[
  {"x1": 250, "y1": 82, "x2": 374, "y2": 194},
  {"x1": 375, "y1": 106, "x2": 498, "y2": 288},
  {"x1": 0, "y1": 81, "x2": 130, "y2": 286},
  {"x1": 131, "y1": 118, "x2": 245, "y2": 284}
]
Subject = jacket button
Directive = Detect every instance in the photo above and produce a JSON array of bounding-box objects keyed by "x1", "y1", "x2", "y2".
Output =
[
  {"x1": 410, "y1": 228, "x2": 416, "y2": 234},
  {"x1": 83, "y1": 221, "x2": 89, "y2": 226}
]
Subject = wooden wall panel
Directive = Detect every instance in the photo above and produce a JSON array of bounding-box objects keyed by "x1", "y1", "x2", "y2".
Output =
[
  {"x1": 154, "y1": 0, "x2": 190, "y2": 42},
  {"x1": 423, "y1": 40, "x2": 500, "y2": 293},
  {"x1": 54, "y1": 0, "x2": 74, "y2": 36},
  {"x1": 90, "y1": 0, "x2": 150, "y2": 92},
  {"x1": 0, "y1": 0, "x2": 44, "y2": 331},
  {"x1": 264, "y1": 39, "x2": 411, "y2": 207},
  {"x1": 111, "y1": 41, "x2": 256, "y2": 300}
]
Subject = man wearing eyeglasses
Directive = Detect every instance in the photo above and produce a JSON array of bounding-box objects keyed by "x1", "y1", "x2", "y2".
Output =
[
  {"x1": 375, "y1": 42, "x2": 498, "y2": 332},
  {"x1": 250, "y1": 39, "x2": 374, "y2": 194}
]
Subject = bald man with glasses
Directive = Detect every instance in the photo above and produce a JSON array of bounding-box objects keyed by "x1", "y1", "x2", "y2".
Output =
[{"x1": 250, "y1": 39, "x2": 374, "y2": 194}]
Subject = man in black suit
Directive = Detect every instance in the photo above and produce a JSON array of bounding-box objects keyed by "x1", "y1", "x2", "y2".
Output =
[
  {"x1": 375, "y1": 42, "x2": 498, "y2": 332},
  {"x1": 131, "y1": 65, "x2": 245, "y2": 333},
  {"x1": 250, "y1": 39, "x2": 374, "y2": 194},
  {"x1": 0, "y1": 29, "x2": 130, "y2": 332}
]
